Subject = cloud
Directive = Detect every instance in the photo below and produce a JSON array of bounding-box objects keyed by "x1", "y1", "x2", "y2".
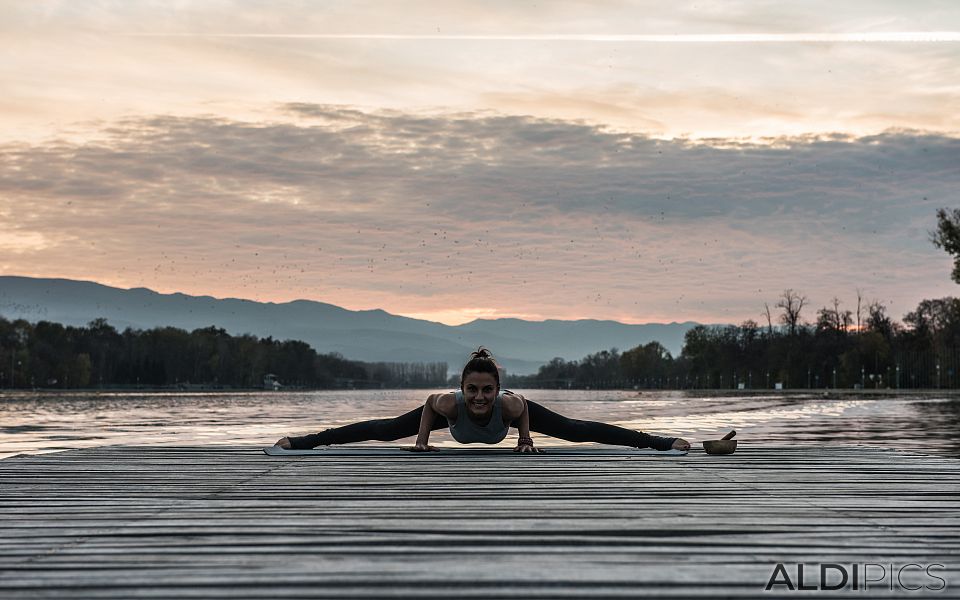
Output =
[
  {"x1": 7, "y1": 1, "x2": 959, "y2": 35},
  {"x1": 0, "y1": 106, "x2": 957, "y2": 324},
  {"x1": 2, "y1": 2, "x2": 959, "y2": 143}
]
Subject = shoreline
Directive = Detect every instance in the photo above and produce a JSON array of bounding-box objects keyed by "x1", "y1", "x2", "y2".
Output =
[
  {"x1": 1, "y1": 386, "x2": 959, "y2": 396},
  {"x1": 682, "y1": 388, "x2": 960, "y2": 399}
]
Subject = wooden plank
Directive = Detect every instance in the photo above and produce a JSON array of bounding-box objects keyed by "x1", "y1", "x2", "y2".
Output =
[{"x1": 0, "y1": 445, "x2": 958, "y2": 598}]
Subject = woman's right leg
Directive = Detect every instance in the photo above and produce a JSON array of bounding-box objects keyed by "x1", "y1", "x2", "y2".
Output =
[
  {"x1": 525, "y1": 400, "x2": 677, "y2": 451},
  {"x1": 287, "y1": 406, "x2": 448, "y2": 449}
]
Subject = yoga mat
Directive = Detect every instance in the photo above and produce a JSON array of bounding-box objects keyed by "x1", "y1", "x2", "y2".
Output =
[{"x1": 263, "y1": 445, "x2": 688, "y2": 456}]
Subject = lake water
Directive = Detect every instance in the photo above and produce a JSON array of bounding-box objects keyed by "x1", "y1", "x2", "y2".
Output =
[{"x1": 2, "y1": 389, "x2": 958, "y2": 459}]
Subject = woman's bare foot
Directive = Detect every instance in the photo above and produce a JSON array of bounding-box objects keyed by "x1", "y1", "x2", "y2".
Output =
[
  {"x1": 672, "y1": 438, "x2": 691, "y2": 451},
  {"x1": 274, "y1": 437, "x2": 292, "y2": 449}
]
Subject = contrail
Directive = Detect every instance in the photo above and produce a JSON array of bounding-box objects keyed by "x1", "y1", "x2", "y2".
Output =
[{"x1": 122, "y1": 32, "x2": 960, "y2": 42}]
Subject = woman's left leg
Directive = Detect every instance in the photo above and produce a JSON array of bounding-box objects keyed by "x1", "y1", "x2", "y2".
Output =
[
  {"x1": 286, "y1": 406, "x2": 447, "y2": 449},
  {"x1": 523, "y1": 400, "x2": 677, "y2": 451}
]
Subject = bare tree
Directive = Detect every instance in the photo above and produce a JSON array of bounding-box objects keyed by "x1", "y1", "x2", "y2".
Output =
[
  {"x1": 740, "y1": 319, "x2": 759, "y2": 347},
  {"x1": 866, "y1": 300, "x2": 894, "y2": 339},
  {"x1": 816, "y1": 305, "x2": 840, "y2": 334},
  {"x1": 830, "y1": 297, "x2": 852, "y2": 333},
  {"x1": 762, "y1": 302, "x2": 774, "y2": 337},
  {"x1": 776, "y1": 289, "x2": 807, "y2": 337},
  {"x1": 830, "y1": 296, "x2": 845, "y2": 332},
  {"x1": 856, "y1": 288, "x2": 864, "y2": 333}
]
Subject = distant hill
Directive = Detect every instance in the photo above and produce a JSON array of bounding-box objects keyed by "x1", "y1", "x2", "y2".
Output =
[{"x1": 0, "y1": 276, "x2": 704, "y2": 375}]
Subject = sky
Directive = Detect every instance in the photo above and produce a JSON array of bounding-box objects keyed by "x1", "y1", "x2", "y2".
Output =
[{"x1": 1, "y1": 1, "x2": 959, "y2": 327}]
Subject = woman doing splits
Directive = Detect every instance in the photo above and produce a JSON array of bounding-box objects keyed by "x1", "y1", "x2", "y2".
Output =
[{"x1": 276, "y1": 347, "x2": 690, "y2": 453}]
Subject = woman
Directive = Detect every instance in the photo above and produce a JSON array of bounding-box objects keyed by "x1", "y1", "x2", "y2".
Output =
[{"x1": 275, "y1": 347, "x2": 690, "y2": 453}]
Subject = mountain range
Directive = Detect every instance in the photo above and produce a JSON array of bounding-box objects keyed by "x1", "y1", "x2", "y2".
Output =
[{"x1": 0, "y1": 276, "x2": 703, "y2": 375}]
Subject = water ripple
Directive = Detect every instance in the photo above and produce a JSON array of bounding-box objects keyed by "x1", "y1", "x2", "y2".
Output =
[{"x1": 1, "y1": 389, "x2": 956, "y2": 459}]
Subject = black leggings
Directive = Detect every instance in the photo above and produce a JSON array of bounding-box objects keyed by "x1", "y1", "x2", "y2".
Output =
[{"x1": 288, "y1": 400, "x2": 676, "y2": 451}]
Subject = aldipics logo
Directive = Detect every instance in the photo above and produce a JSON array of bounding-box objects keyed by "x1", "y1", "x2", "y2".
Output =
[{"x1": 764, "y1": 563, "x2": 947, "y2": 593}]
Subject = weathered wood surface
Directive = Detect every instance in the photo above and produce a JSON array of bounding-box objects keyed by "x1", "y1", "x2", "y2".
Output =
[{"x1": 0, "y1": 445, "x2": 958, "y2": 598}]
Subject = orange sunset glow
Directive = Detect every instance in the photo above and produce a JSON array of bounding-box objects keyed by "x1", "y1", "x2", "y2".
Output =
[{"x1": 1, "y1": 2, "x2": 959, "y2": 325}]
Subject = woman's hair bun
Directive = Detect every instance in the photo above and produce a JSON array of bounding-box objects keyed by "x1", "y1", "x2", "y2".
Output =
[{"x1": 471, "y1": 346, "x2": 493, "y2": 361}]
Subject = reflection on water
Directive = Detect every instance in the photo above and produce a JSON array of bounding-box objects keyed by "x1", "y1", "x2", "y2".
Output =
[{"x1": 1, "y1": 389, "x2": 958, "y2": 459}]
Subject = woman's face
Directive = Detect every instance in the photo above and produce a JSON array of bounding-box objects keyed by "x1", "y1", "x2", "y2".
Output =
[{"x1": 461, "y1": 371, "x2": 499, "y2": 417}]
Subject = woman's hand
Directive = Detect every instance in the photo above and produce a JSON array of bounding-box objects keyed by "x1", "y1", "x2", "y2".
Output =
[
  {"x1": 672, "y1": 438, "x2": 691, "y2": 451},
  {"x1": 409, "y1": 443, "x2": 438, "y2": 452},
  {"x1": 274, "y1": 437, "x2": 292, "y2": 449},
  {"x1": 514, "y1": 443, "x2": 542, "y2": 453},
  {"x1": 514, "y1": 436, "x2": 542, "y2": 453}
]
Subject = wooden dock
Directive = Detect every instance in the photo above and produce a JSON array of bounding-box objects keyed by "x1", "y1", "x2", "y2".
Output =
[{"x1": 1, "y1": 445, "x2": 958, "y2": 598}]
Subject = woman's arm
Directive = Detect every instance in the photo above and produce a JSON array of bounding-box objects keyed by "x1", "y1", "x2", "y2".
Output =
[
  {"x1": 412, "y1": 393, "x2": 456, "y2": 451},
  {"x1": 503, "y1": 393, "x2": 541, "y2": 453},
  {"x1": 412, "y1": 394, "x2": 440, "y2": 451}
]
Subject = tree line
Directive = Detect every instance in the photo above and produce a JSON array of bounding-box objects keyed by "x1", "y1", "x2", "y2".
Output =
[
  {"x1": 504, "y1": 292, "x2": 960, "y2": 390},
  {"x1": 0, "y1": 318, "x2": 447, "y2": 390},
  {"x1": 506, "y1": 209, "x2": 960, "y2": 390},
  {"x1": 2, "y1": 294, "x2": 957, "y2": 391}
]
